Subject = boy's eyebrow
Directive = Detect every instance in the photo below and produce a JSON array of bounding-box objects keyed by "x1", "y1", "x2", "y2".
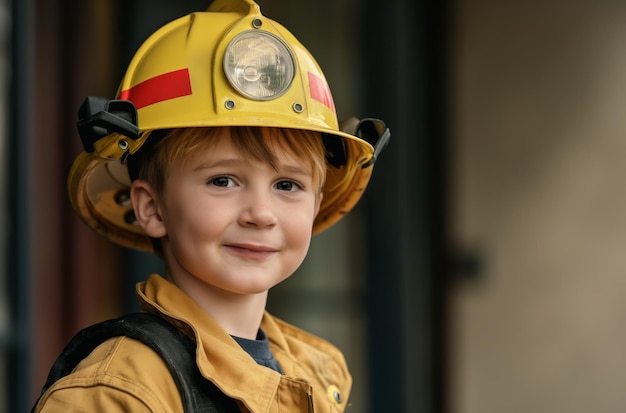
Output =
[
  {"x1": 192, "y1": 158, "x2": 242, "y2": 171},
  {"x1": 278, "y1": 164, "x2": 313, "y2": 177},
  {"x1": 193, "y1": 158, "x2": 313, "y2": 176}
]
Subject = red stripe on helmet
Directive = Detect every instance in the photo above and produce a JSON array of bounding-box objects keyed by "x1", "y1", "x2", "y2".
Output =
[
  {"x1": 118, "y1": 68, "x2": 192, "y2": 109},
  {"x1": 308, "y1": 72, "x2": 336, "y2": 113}
]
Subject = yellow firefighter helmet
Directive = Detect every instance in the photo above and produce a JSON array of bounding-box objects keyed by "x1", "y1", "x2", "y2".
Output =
[{"x1": 69, "y1": 0, "x2": 390, "y2": 251}]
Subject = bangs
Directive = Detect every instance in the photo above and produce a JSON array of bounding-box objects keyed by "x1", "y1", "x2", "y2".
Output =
[{"x1": 135, "y1": 126, "x2": 328, "y2": 198}]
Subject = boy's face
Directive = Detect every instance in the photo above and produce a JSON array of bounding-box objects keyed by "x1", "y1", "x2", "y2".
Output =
[{"x1": 134, "y1": 128, "x2": 322, "y2": 297}]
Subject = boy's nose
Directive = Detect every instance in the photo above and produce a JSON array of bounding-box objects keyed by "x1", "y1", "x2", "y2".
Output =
[{"x1": 238, "y1": 192, "x2": 278, "y2": 229}]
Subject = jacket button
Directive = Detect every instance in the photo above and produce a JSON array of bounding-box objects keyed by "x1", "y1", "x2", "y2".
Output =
[{"x1": 327, "y1": 385, "x2": 342, "y2": 405}]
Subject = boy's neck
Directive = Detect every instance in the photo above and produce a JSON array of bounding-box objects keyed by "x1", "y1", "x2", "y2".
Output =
[
  {"x1": 166, "y1": 273, "x2": 268, "y2": 340},
  {"x1": 207, "y1": 291, "x2": 268, "y2": 339}
]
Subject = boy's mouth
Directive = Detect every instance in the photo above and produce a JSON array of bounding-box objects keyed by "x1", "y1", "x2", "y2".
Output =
[{"x1": 224, "y1": 243, "x2": 278, "y2": 259}]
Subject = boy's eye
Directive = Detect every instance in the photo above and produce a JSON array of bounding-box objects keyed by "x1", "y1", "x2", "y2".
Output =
[
  {"x1": 275, "y1": 180, "x2": 300, "y2": 192},
  {"x1": 210, "y1": 176, "x2": 234, "y2": 187}
]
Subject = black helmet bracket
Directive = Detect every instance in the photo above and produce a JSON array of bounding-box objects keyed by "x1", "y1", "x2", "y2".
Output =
[{"x1": 77, "y1": 96, "x2": 140, "y2": 153}]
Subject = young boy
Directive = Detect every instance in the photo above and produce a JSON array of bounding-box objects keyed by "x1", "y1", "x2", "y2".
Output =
[{"x1": 33, "y1": 0, "x2": 389, "y2": 412}]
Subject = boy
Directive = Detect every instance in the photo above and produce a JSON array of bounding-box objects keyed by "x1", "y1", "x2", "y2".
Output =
[{"x1": 33, "y1": 0, "x2": 389, "y2": 412}]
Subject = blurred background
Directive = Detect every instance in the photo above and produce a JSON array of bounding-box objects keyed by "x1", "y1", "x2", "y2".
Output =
[{"x1": 2, "y1": 0, "x2": 626, "y2": 412}]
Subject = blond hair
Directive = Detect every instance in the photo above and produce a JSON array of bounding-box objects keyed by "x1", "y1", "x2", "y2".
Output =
[{"x1": 130, "y1": 126, "x2": 327, "y2": 202}]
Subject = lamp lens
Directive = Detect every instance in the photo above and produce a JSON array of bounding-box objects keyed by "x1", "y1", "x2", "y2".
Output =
[{"x1": 224, "y1": 31, "x2": 295, "y2": 100}]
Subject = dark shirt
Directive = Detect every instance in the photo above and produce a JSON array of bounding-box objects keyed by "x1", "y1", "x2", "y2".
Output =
[{"x1": 232, "y1": 329, "x2": 283, "y2": 374}]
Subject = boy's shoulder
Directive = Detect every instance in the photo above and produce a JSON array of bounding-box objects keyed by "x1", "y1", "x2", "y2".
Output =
[{"x1": 35, "y1": 335, "x2": 182, "y2": 412}]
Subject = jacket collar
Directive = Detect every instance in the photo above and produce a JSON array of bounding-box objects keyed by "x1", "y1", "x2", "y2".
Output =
[{"x1": 137, "y1": 274, "x2": 290, "y2": 412}]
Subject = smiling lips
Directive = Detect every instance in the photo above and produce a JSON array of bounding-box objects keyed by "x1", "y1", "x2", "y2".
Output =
[{"x1": 224, "y1": 244, "x2": 278, "y2": 259}]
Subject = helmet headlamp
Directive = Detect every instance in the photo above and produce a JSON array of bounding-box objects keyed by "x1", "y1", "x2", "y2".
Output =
[{"x1": 224, "y1": 30, "x2": 295, "y2": 101}]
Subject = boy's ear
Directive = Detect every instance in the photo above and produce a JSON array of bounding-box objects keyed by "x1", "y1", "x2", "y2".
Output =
[{"x1": 130, "y1": 180, "x2": 167, "y2": 238}]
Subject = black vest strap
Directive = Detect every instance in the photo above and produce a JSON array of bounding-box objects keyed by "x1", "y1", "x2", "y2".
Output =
[{"x1": 32, "y1": 313, "x2": 240, "y2": 413}]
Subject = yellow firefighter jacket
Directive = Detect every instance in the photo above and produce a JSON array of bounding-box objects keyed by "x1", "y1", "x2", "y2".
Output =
[{"x1": 34, "y1": 274, "x2": 352, "y2": 412}]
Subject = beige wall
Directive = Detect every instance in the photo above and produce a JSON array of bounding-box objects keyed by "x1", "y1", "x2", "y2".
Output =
[{"x1": 449, "y1": 1, "x2": 626, "y2": 412}]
